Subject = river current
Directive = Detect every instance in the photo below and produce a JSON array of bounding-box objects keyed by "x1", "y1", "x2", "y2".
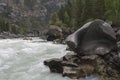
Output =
[{"x1": 0, "y1": 38, "x2": 97, "y2": 80}]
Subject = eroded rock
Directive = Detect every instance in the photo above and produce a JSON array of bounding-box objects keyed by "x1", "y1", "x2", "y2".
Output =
[
  {"x1": 66, "y1": 19, "x2": 117, "y2": 56},
  {"x1": 44, "y1": 19, "x2": 120, "y2": 80}
]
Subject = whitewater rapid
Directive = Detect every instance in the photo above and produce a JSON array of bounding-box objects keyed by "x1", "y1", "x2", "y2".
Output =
[{"x1": 0, "y1": 38, "x2": 97, "y2": 80}]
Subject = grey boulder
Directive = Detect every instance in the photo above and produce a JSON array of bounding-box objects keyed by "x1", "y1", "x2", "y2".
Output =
[{"x1": 66, "y1": 19, "x2": 117, "y2": 56}]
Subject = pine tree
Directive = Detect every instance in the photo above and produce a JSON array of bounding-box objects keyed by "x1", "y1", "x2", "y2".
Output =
[
  {"x1": 49, "y1": 0, "x2": 120, "y2": 29},
  {"x1": 63, "y1": 11, "x2": 70, "y2": 26}
]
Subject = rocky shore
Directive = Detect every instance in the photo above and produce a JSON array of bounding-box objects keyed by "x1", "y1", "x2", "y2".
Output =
[
  {"x1": 0, "y1": 32, "x2": 24, "y2": 39},
  {"x1": 0, "y1": 31, "x2": 38, "y2": 39},
  {"x1": 44, "y1": 19, "x2": 120, "y2": 80},
  {"x1": 45, "y1": 25, "x2": 74, "y2": 44},
  {"x1": 44, "y1": 51, "x2": 120, "y2": 80}
]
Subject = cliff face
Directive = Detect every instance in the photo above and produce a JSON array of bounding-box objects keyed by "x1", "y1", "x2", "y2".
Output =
[{"x1": 0, "y1": 0, "x2": 67, "y2": 31}]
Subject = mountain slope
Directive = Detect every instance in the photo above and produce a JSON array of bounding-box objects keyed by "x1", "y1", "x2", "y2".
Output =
[{"x1": 0, "y1": 0, "x2": 67, "y2": 32}]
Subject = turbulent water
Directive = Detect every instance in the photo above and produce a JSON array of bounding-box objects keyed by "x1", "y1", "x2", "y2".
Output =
[{"x1": 0, "y1": 38, "x2": 97, "y2": 80}]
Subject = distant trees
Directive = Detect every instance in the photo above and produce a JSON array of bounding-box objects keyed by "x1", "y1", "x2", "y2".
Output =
[
  {"x1": 105, "y1": 0, "x2": 120, "y2": 24},
  {"x1": 49, "y1": 0, "x2": 120, "y2": 29},
  {"x1": 0, "y1": 17, "x2": 27, "y2": 35},
  {"x1": 49, "y1": 12, "x2": 63, "y2": 27},
  {"x1": 0, "y1": 19, "x2": 9, "y2": 32}
]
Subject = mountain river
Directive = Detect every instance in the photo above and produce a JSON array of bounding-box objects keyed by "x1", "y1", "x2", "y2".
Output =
[{"x1": 0, "y1": 38, "x2": 98, "y2": 80}]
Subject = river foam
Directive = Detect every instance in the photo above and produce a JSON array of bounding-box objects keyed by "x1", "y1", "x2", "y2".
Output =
[{"x1": 0, "y1": 38, "x2": 97, "y2": 80}]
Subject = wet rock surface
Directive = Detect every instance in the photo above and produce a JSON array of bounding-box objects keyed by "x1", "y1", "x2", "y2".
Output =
[{"x1": 44, "y1": 19, "x2": 120, "y2": 80}]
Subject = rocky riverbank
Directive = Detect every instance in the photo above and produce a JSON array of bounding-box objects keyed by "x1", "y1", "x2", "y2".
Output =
[
  {"x1": 0, "y1": 31, "x2": 36, "y2": 39},
  {"x1": 45, "y1": 24, "x2": 120, "y2": 44},
  {"x1": 44, "y1": 51, "x2": 120, "y2": 80},
  {"x1": 45, "y1": 25, "x2": 74, "y2": 44},
  {"x1": 44, "y1": 19, "x2": 120, "y2": 80},
  {"x1": 0, "y1": 32, "x2": 24, "y2": 39}
]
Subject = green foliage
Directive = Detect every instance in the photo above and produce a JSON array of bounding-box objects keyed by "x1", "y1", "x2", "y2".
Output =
[
  {"x1": 105, "y1": 0, "x2": 120, "y2": 24},
  {"x1": 49, "y1": 0, "x2": 120, "y2": 29},
  {"x1": 64, "y1": 11, "x2": 70, "y2": 25},
  {"x1": 49, "y1": 13, "x2": 63, "y2": 27},
  {"x1": 0, "y1": 18, "x2": 9, "y2": 32},
  {"x1": 0, "y1": 17, "x2": 27, "y2": 35}
]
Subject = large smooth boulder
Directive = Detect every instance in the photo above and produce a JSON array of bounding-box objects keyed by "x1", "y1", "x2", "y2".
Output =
[{"x1": 66, "y1": 19, "x2": 117, "y2": 56}]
